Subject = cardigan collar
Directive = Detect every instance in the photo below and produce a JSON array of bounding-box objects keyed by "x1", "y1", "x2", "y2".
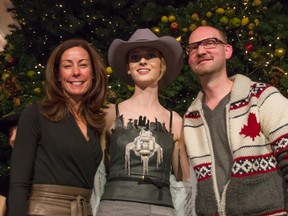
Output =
[{"x1": 187, "y1": 74, "x2": 253, "y2": 113}]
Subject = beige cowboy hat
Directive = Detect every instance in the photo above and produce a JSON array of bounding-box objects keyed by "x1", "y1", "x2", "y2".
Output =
[{"x1": 108, "y1": 28, "x2": 183, "y2": 86}]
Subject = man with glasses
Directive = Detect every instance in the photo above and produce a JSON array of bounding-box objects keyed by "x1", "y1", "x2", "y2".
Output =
[{"x1": 183, "y1": 26, "x2": 288, "y2": 215}]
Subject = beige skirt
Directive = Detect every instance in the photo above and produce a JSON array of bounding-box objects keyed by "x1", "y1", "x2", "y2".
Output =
[{"x1": 28, "y1": 184, "x2": 93, "y2": 216}]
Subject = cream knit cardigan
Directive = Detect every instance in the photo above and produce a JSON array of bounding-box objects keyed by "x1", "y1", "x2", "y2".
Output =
[{"x1": 184, "y1": 74, "x2": 288, "y2": 215}]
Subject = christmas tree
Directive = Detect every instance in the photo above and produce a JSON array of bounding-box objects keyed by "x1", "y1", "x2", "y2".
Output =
[
  {"x1": 153, "y1": 0, "x2": 288, "y2": 113},
  {"x1": 0, "y1": 0, "x2": 287, "y2": 174}
]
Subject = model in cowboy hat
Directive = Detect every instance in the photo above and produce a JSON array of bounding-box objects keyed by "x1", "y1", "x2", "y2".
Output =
[
  {"x1": 97, "y1": 28, "x2": 190, "y2": 216},
  {"x1": 0, "y1": 113, "x2": 20, "y2": 216}
]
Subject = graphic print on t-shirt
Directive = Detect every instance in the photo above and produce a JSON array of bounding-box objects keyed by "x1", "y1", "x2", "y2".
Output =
[{"x1": 125, "y1": 129, "x2": 163, "y2": 175}]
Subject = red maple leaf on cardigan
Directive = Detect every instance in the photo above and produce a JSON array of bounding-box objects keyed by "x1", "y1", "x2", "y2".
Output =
[{"x1": 239, "y1": 112, "x2": 260, "y2": 141}]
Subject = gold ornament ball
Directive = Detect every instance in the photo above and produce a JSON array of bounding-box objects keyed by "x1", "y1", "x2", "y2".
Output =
[
  {"x1": 27, "y1": 70, "x2": 36, "y2": 78},
  {"x1": 201, "y1": 20, "x2": 207, "y2": 26},
  {"x1": 230, "y1": 17, "x2": 241, "y2": 28},
  {"x1": 161, "y1": 16, "x2": 168, "y2": 23},
  {"x1": 242, "y1": 0, "x2": 249, "y2": 5},
  {"x1": 250, "y1": 51, "x2": 260, "y2": 59},
  {"x1": 191, "y1": 13, "x2": 200, "y2": 21},
  {"x1": 254, "y1": 18, "x2": 260, "y2": 26},
  {"x1": 33, "y1": 87, "x2": 42, "y2": 94},
  {"x1": 182, "y1": 27, "x2": 188, "y2": 33},
  {"x1": 127, "y1": 85, "x2": 135, "y2": 92},
  {"x1": 1, "y1": 71, "x2": 10, "y2": 81},
  {"x1": 241, "y1": 17, "x2": 249, "y2": 26},
  {"x1": 206, "y1": 11, "x2": 213, "y2": 18},
  {"x1": 13, "y1": 97, "x2": 21, "y2": 106},
  {"x1": 152, "y1": 27, "x2": 160, "y2": 33},
  {"x1": 220, "y1": 16, "x2": 229, "y2": 26},
  {"x1": 106, "y1": 66, "x2": 113, "y2": 75},
  {"x1": 247, "y1": 22, "x2": 255, "y2": 30},
  {"x1": 275, "y1": 48, "x2": 286, "y2": 58},
  {"x1": 215, "y1": 8, "x2": 225, "y2": 15},
  {"x1": 189, "y1": 23, "x2": 197, "y2": 32},
  {"x1": 168, "y1": 15, "x2": 176, "y2": 22}
]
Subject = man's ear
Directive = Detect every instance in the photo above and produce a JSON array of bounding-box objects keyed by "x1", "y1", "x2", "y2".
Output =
[{"x1": 225, "y1": 44, "x2": 233, "y2": 60}]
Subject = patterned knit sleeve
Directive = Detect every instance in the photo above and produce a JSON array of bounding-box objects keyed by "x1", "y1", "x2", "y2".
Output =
[{"x1": 259, "y1": 86, "x2": 288, "y2": 183}]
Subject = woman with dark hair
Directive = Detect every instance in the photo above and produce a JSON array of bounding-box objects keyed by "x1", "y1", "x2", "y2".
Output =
[{"x1": 8, "y1": 38, "x2": 108, "y2": 215}]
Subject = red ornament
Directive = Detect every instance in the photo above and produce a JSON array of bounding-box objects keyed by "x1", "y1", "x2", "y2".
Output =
[
  {"x1": 5, "y1": 54, "x2": 16, "y2": 64},
  {"x1": 245, "y1": 42, "x2": 254, "y2": 52},
  {"x1": 170, "y1": 22, "x2": 179, "y2": 32}
]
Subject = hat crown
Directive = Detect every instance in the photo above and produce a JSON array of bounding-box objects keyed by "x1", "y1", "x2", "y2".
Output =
[{"x1": 128, "y1": 29, "x2": 159, "y2": 42}]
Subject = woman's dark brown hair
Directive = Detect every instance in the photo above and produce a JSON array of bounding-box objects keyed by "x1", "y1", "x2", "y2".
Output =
[{"x1": 40, "y1": 38, "x2": 108, "y2": 133}]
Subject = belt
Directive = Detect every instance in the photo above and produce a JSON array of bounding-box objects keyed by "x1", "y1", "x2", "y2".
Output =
[
  {"x1": 108, "y1": 175, "x2": 169, "y2": 200},
  {"x1": 28, "y1": 184, "x2": 93, "y2": 216},
  {"x1": 108, "y1": 175, "x2": 169, "y2": 188}
]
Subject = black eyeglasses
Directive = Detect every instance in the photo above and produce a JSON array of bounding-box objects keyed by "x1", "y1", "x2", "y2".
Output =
[{"x1": 186, "y1": 37, "x2": 226, "y2": 55}]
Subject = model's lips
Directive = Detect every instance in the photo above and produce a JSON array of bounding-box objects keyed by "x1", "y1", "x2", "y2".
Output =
[
  {"x1": 69, "y1": 81, "x2": 85, "y2": 85},
  {"x1": 137, "y1": 68, "x2": 150, "y2": 74}
]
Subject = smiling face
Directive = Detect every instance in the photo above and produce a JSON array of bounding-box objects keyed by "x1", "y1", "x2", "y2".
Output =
[
  {"x1": 58, "y1": 46, "x2": 93, "y2": 102},
  {"x1": 127, "y1": 47, "x2": 166, "y2": 86},
  {"x1": 187, "y1": 26, "x2": 232, "y2": 77}
]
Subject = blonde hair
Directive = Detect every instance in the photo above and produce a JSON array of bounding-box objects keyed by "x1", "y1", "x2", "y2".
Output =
[{"x1": 157, "y1": 57, "x2": 167, "y2": 84}]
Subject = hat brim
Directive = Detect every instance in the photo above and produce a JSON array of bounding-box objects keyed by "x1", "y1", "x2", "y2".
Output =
[
  {"x1": 0, "y1": 113, "x2": 20, "y2": 136},
  {"x1": 108, "y1": 36, "x2": 183, "y2": 86}
]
